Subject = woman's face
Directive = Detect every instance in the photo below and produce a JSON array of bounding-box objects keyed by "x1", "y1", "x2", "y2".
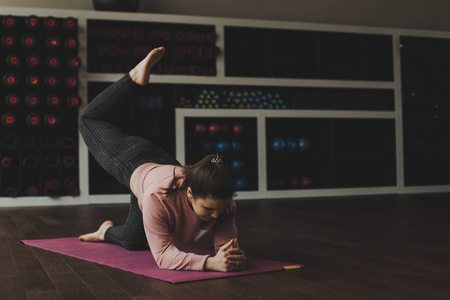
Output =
[{"x1": 186, "y1": 187, "x2": 233, "y2": 221}]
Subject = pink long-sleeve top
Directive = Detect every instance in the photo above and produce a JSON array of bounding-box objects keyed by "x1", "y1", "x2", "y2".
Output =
[{"x1": 136, "y1": 163, "x2": 237, "y2": 271}]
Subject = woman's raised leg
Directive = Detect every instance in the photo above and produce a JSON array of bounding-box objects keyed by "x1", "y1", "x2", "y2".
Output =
[{"x1": 78, "y1": 47, "x2": 179, "y2": 189}]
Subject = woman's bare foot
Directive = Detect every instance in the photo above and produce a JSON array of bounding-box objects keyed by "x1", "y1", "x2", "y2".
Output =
[
  {"x1": 129, "y1": 46, "x2": 165, "y2": 86},
  {"x1": 79, "y1": 220, "x2": 113, "y2": 242}
]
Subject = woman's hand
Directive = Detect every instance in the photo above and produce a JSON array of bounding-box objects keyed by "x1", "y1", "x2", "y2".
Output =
[
  {"x1": 204, "y1": 238, "x2": 247, "y2": 272},
  {"x1": 226, "y1": 238, "x2": 247, "y2": 271}
]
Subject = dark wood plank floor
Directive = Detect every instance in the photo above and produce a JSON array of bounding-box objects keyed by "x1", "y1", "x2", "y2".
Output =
[{"x1": 1, "y1": 193, "x2": 450, "y2": 300}]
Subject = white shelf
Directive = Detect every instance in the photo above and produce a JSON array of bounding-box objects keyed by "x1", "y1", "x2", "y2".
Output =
[
  {"x1": 85, "y1": 73, "x2": 396, "y2": 90},
  {"x1": 1, "y1": 5, "x2": 450, "y2": 207},
  {"x1": 175, "y1": 108, "x2": 404, "y2": 201}
]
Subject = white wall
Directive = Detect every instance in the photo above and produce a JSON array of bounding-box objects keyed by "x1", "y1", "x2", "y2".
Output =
[{"x1": 1, "y1": 0, "x2": 449, "y2": 31}]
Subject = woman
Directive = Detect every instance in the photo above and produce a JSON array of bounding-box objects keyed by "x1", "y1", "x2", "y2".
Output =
[{"x1": 78, "y1": 47, "x2": 246, "y2": 272}]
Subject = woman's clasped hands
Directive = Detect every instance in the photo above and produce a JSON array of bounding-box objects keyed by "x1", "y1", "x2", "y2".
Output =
[{"x1": 205, "y1": 238, "x2": 247, "y2": 272}]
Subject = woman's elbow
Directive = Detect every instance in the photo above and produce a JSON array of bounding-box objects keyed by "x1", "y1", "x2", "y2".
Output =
[{"x1": 155, "y1": 256, "x2": 172, "y2": 270}]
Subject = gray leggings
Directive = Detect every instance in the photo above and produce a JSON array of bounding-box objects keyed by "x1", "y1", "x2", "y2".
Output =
[{"x1": 79, "y1": 74, "x2": 180, "y2": 250}]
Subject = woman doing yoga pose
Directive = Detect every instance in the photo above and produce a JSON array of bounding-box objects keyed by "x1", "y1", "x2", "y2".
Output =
[{"x1": 78, "y1": 47, "x2": 246, "y2": 272}]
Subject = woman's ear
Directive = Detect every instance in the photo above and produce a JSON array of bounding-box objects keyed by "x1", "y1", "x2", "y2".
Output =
[{"x1": 186, "y1": 187, "x2": 193, "y2": 203}]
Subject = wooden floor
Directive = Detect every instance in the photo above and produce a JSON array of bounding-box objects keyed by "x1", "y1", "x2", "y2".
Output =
[{"x1": 1, "y1": 193, "x2": 450, "y2": 300}]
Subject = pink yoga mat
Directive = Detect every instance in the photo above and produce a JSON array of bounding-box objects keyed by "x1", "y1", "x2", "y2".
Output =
[{"x1": 21, "y1": 237, "x2": 303, "y2": 283}]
